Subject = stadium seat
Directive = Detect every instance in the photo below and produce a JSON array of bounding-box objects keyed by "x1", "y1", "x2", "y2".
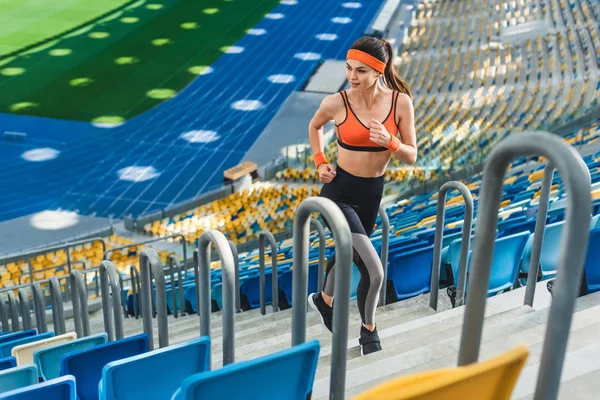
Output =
[
  {"x1": 12, "y1": 332, "x2": 76, "y2": 366},
  {"x1": 353, "y1": 345, "x2": 528, "y2": 400},
  {"x1": 0, "y1": 357, "x2": 16, "y2": 372},
  {"x1": 99, "y1": 336, "x2": 211, "y2": 400},
  {"x1": 0, "y1": 331, "x2": 37, "y2": 347},
  {"x1": 0, "y1": 375, "x2": 76, "y2": 400},
  {"x1": 584, "y1": 227, "x2": 600, "y2": 293},
  {"x1": 61, "y1": 334, "x2": 149, "y2": 400},
  {"x1": 520, "y1": 221, "x2": 565, "y2": 282},
  {"x1": 172, "y1": 341, "x2": 320, "y2": 400},
  {"x1": 34, "y1": 333, "x2": 107, "y2": 381},
  {"x1": 0, "y1": 333, "x2": 54, "y2": 359},
  {"x1": 0, "y1": 364, "x2": 37, "y2": 393},
  {"x1": 388, "y1": 246, "x2": 435, "y2": 301}
]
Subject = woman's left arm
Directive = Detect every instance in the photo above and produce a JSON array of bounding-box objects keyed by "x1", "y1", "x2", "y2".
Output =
[{"x1": 392, "y1": 93, "x2": 417, "y2": 165}]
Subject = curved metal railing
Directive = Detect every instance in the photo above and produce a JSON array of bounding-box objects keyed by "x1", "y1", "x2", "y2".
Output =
[
  {"x1": 258, "y1": 231, "x2": 279, "y2": 315},
  {"x1": 378, "y1": 206, "x2": 390, "y2": 307},
  {"x1": 198, "y1": 230, "x2": 236, "y2": 365},
  {"x1": 140, "y1": 248, "x2": 169, "y2": 349},
  {"x1": 70, "y1": 269, "x2": 90, "y2": 337},
  {"x1": 100, "y1": 260, "x2": 124, "y2": 342},
  {"x1": 17, "y1": 288, "x2": 32, "y2": 331},
  {"x1": 429, "y1": 181, "x2": 474, "y2": 310},
  {"x1": 292, "y1": 197, "x2": 352, "y2": 399},
  {"x1": 457, "y1": 131, "x2": 591, "y2": 400},
  {"x1": 32, "y1": 282, "x2": 47, "y2": 333},
  {"x1": 310, "y1": 219, "x2": 326, "y2": 293},
  {"x1": 228, "y1": 240, "x2": 241, "y2": 314},
  {"x1": 49, "y1": 276, "x2": 66, "y2": 335},
  {"x1": 7, "y1": 291, "x2": 20, "y2": 332}
]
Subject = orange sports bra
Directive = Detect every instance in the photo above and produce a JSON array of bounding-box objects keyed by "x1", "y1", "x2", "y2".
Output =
[{"x1": 335, "y1": 90, "x2": 400, "y2": 152}]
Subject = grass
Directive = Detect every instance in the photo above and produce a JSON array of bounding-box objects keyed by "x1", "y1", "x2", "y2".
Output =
[{"x1": 0, "y1": 0, "x2": 280, "y2": 122}]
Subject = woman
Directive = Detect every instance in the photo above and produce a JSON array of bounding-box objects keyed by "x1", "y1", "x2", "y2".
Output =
[{"x1": 307, "y1": 36, "x2": 417, "y2": 356}]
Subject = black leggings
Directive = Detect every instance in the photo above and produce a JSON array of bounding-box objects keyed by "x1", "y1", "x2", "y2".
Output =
[{"x1": 319, "y1": 165, "x2": 384, "y2": 325}]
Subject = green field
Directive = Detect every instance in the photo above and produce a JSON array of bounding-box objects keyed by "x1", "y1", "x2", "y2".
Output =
[{"x1": 0, "y1": 0, "x2": 279, "y2": 122}]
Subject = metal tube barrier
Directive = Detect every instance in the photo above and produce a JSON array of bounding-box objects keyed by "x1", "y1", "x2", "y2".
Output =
[
  {"x1": 310, "y1": 219, "x2": 326, "y2": 293},
  {"x1": 524, "y1": 163, "x2": 554, "y2": 306},
  {"x1": 50, "y1": 277, "x2": 67, "y2": 334},
  {"x1": 198, "y1": 230, "x2": 236, "y2": 366},
  {"x1": 429, "y1": 181, "x2": 474, "y2": 310},
  {"x1": 168, "y1": 255, "x2": 185, "y2": 318},
  {"x1": 457, "y1": 131, "x2": 591, "y2": 400},
  {"x1": 17, "y1": 288, "x2": 32, "y2": 331},
  {"x1": 258, "y1": 231, "x2": 279, "y2": 315},
  {"x1": 103, "y1": 234, "x2": 187, "y2": 270},
  {"x1": 130, "y1": 266, "x2": 141, "y2": 319},
  {"x1": 0, "y1": 295, "x2": 8, "y2": 332},
  {"x1": 7, "y1": 291, "x2": 20, "y2": 332},
  {"x1": 70, "y1": 270, "x2": 90, "y2": 337},
  {"x1": 228, "y1": 240, "x2": 241, "y2": 314},
  {"x1": 18, "y1": 261, "x2": 86, "y2": 286},
  {"x1": 100, "y1": 260, "x2": 124, "y2": 342},
  {"x1": 292, "y1": 197, "x2": 353, "y2": 399},
  {"x1": 193, "y1": 249, "x2": 201, "y2": 316},
  {"x1": 140, "y1": 248, "x2": 169, "y2": 350},
  {"x1": 32, "y1": 282, "x2": 47, "y2": 333},
  {"x1": 378, "y1": 206, "x2": 390, "y2": 307}
]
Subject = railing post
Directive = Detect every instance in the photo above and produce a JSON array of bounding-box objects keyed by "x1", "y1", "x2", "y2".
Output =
[
  {"x1": 17, "y1": 288, "x2": 32, "y2": 331},
  {"x1": 70, "y1": 270, "x2": 90, "y2": 337},
  {"x1": 292, "y1": 197, "x2": 352, "y2": 399},
  {"x1": 7, "y1": 291, "x2": 20, "y2": 332},
  {"x1": 524, "y1": 163, "x2": 554, "y2": 306},
  {"x1": 32, "y1": 282, "x2": 47, "y2": 333},
  {"x1": 456, "y1": 131, "x2": 591, "y2": 400},
  {"x1": 168, "y1": 256, "x2": 180, "y2": 318},
  {"x1": 198, "y1": 230, "x2": 236, "y2": 366},
  {"x1": 0, "y1": 295, "x2": 9, "y2": 332},
  {"x1": 140, "y1": 248, "x2": 169, "y2": 350},
  {"x1": 429, "y1": 181, "x2": 474, "y2": 310},
  {"x1": 193, "y1": 249, "x2": 201, "y2": 316},
  {"x1": 129, "y1": 266, "x2": 141, "y2": 319},
  {"x1": 378, "y1": 206, "x2": 390, "y2": 307},
  {"x1": 227, "y1": 240, "x2": 241, "y2": 314},
  {"x1": 49, "y1": 276, "x2": 66, "y2": 335},
  {"x1": 100, "y1": 261, "x2": 124, "y2": 342},
  {"x1": 310, "y1": 219, "x2": 326, "y2": 293},
  {"x1": 258, "y1": 231, "x2": 279, "y2": 315}
]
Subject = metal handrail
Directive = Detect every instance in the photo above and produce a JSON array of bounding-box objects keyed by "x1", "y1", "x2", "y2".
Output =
[
  {"x1": 193, "y1": 249, "x2": 200, "y2": 317},
  {"x1": 17, "y1": 288, "x2": 32, "y2": 331},
  {"x1": 18, "y1": 261, "x2": 86, "y2": 286},
  {"x1": 32, "y1": 282, "x2": 47, "y2": 333},
  {"x1": 168, "y1": 255, "x2": 186, "y2": 318},
  {"x1": 50, "y1": 276, "x2": 67, "y2": 334},
  {"x1": 103, "y1": 234, "x2": 187, "y2": 269},
  {"x1": 457, "y1": 131, "x2": 591, "y2": 400},
  {"x1": 140, "y1": 248, "x2": 169, "y2": 350},
  {"x1": 0, "y1": 295, "x2": 8, "y2": 332},
  {"x1": 70, "y1": 270, "x2": 90, "y2": 337},
  {"x1": 310, "y1": 219, "x2": 326, "y2": 293},
  {"x1": 198, "y1": 230, "x2": 236, "y2": 366},
  {"x1": 100, "y1": 260, "x2": 124, "y2": 342},
  {"x1": 258, "y1": 231, "x2": 279, "y2": 315},
  {"x1": 429, "y1": 181, "x2": 474, "y2": 310},
  {"x1": 228, "y1": 240, "x2": 241, "y2": 314},
  {"x1": 130, "y1": 265, "x2": 141, "y2": 319},
  {"x1": 524, "y1": 163, "x2": 554, "y2": 306},
  {"x1": 378, "y1": 206, "x2": 390, "y2": 307},
  {"x1": 292, "y1": 197, "x2": 352, "y2": 399},
  {"x1": 7, "y1": 291, "x2": 20, "y2": 332}
]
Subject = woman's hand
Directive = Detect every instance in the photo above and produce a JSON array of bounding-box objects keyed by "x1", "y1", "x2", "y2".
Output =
[
  {"x1": 369, "y1": 119, "x2": 392, "y2": 147},
  {"x1": 317, "y1": 163, "x2": 336, "y2": 183}
]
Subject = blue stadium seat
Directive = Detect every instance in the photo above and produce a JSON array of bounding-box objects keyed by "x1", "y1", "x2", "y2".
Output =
[
  {"x1": 172, "y1": 341, "x2": 320, "y2": 400},
  {"x1": 0, "y1": 332, "x2": 54, "y2": 359},
  {"x1": 0, "y1": 364, "x2": 38, "y2": 393},
  {"x1": 61, "y1": 334, "x2": 149, "y2": 400},
  {"x1": 0, "y1": 357, "x2": 16, "y2": 372},
  {"x1": 278, "y1": 261, "x2": 320, "y2": 307},
  {"x1": 0, "y1": 331, "x2": 37, "y2": 346},
  {"x1": 520, "y1": 221, "x2": 565, "y2": 282},
  {"x1": 99, "y1": 336, "x2": 211, "y2": 400},
  {"x1": 0, "y1": 376, "x2": 75, "y2": 399},
  {"x1": 584, "y1": 227, "x2": 600, "y2": 293},
  {"x1": 388, "y1": 245, "x2": 435, "y2": 301},
  {"x1": 34, "y1": 333, "x2": 108, "y2": 381}
]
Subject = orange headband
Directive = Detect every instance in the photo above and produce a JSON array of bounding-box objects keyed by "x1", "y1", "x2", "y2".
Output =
[{"x1": 346, "y1": 49, "x2": 386, "y2": 74}]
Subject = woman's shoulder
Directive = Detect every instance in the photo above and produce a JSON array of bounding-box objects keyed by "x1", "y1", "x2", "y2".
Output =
[{"x1": 319, "y1": 92, "x2": 346, "y2": 112}]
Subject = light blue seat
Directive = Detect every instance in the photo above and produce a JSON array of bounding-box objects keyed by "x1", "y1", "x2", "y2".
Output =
[
  {"x1": 99, "y1": 336, "x2": 210, "y2": 400},
  {"x1": 172, "y1": 340, "x2": 320, "y2": 400},
  {"x1": 0, "y1": 376, "x2": 75, "y2": 399},
  {"x1": 0, "y1": 332, "x2": 54, "y2": 359},
  {"x1": 389, "y1": 245, "x2": 435, "y2": 301},
  {"x1": 0, "y1": 364, "x2": 37, "y2": 393},
  {"x1": 33, "y1": 333, "x2": 108, "y2": 381},
  {"x1": 584, "y1": 227, "x2": 600, "y2": 294},
  {"x1": 0, "y1": 357, "x2": 16, "y2": 372},
  {"x1": 0, "y1": 331, "x2": 37, "y2": 347},
  {"x1": 61, "y1": 334, "x2": 149, "y2": 400},
  {"x1": 520, "y1": 221, "x2": 564, "y2": 282}
]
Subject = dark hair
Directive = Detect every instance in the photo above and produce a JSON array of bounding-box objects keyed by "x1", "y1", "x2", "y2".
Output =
[{"x1": 350, "y1": 36, "x2": 412, "y2": 98}]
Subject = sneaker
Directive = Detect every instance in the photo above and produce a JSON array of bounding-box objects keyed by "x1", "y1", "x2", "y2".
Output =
[
  {"x1": 359, "y1": 325, "x2": 382, "y2": 356},
  {"x1": 307, "y1": 292, "x2": 333, "y2": 333}
]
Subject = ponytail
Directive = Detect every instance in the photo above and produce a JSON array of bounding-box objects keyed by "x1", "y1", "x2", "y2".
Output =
[{"x1": 382, "y1": 40, "x2": 412, "y2": 99}]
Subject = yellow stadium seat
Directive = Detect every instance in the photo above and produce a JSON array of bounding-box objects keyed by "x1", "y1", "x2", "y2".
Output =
[{"x1": 353, "y1": 345, "x2": 528, "y2": 400}]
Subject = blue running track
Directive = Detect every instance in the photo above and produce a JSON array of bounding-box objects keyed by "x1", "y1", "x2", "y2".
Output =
[{"x1": 0, "y1": 1, "x2": 382, "y2": 221}]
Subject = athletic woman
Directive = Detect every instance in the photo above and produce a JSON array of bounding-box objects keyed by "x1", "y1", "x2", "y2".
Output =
[{"x1": 307, "y1": 36, "x2": 417, "y2": 355}]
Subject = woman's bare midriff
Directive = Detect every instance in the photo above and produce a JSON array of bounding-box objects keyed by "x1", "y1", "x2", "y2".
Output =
[{"x1": 337, "y1": 146, "x2": 391, "y2": 178}]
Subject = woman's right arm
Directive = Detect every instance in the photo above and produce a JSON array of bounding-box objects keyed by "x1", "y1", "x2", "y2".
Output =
[{"x1": 308, "y1": 95, "x2": 338, "y2": 183}]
